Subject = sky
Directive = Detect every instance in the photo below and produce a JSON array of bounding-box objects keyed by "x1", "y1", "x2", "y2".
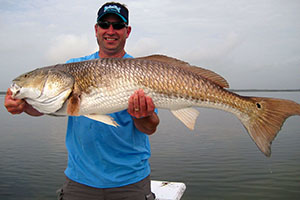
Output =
[{"x1": 0, "y1": 0, "x2": 300, "y2": 91}]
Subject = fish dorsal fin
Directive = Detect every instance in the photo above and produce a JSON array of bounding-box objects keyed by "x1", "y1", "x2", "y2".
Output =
[
  {"x1": 171, "y1": 107, "x2": 200, "y2": 130},
  {"x1": 137, "y1": 55, "x2": 229, "y2": 88},
  {"x1": 84, "y1": 114, "x2": 119, "y2": 127},
  {"x1": 137, "y1": 54, "x2": 190, "y2": 66},
  {"x1": 185, "y1": 65, "x2": 229, "y2": 88}
]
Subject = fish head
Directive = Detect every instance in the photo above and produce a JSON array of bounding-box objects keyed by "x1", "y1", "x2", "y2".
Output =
[
  {"x1": 11, "y1": 67, "x2": 75, "y2": 114},
  {"x1": 11, "y1": 68, "x2": 48, "y2": 99}
]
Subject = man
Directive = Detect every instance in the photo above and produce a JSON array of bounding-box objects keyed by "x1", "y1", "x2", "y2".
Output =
[{"x1": 4, "y1": 2, "x2": 159, "y2": 200}]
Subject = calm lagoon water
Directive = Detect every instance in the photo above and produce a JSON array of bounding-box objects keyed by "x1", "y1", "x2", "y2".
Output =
[{"x1": 0, "y1": 92, "x2": 300, "y2": 200}]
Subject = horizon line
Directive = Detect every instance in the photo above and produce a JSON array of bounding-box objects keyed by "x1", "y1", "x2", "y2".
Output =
[{"x1": 1, "y1": 89, "x2": 300, "y2": 96}]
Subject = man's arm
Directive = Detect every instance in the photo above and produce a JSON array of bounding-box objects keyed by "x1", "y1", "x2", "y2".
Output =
[
  {"x1": 128, "y1": 89, "x2": 160, "y2": 135},
  {"x1": 4, "y1": 89, "x2": 43, "y2": 116}
]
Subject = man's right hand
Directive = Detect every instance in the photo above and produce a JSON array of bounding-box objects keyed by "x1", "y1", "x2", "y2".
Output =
[
  {"x1": 4, "y1": 89, "x2": 26, "y2": 114},
  {"x1": 4, "y1": 88, "x2": 43, "y2": 116}
]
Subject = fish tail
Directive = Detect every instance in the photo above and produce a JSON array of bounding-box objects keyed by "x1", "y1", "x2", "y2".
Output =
[{"x1": 240, "y1": 97, "x2": 300, "y2": 157}]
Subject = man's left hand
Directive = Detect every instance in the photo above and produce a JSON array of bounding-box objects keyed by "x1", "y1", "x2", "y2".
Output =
[
  {"x1": 128, "y1": 89, "x2": 155, "y2": 119},
  {"x1": 128, "y1": 89, "x2": 159, "y2": 135}
]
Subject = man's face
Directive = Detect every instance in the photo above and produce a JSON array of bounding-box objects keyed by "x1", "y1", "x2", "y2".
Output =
[{"x1": 95, "y1": 14, "x2": 131, "y2": 57}]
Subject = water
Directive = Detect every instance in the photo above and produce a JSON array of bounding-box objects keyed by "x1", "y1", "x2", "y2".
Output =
[{"x1": 0, "y1": 92, "x2": 300, "y2": 200}]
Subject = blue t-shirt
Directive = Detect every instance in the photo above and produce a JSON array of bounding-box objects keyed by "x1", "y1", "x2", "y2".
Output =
[{"x1": 64, "y1": 52, "x2": 151, "y2": 188}]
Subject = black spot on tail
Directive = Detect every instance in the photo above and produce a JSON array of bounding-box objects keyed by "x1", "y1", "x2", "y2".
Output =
[{"x1": 256, "y1": 103, "x2": 261, "y2": 109}]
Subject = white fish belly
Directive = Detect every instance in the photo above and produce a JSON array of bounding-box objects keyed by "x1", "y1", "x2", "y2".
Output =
[
  {"x1": 79, "y1": 83, "x2": 243, "y2": 116},
  {"x1": 78, "y1": 84, "x2": 141, "y2": 115}
]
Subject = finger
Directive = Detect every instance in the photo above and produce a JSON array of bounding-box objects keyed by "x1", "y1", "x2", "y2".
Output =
[
  {"x1": 133, "y1": 90, "x2": 139, "y2": 112},
  {"x1": 146, "y1": 96, "x2": 155, "y2": 114},
  {"x1": 7, "y1": 101, "x2": 26, "y2": 114},
  {"x1": 138, "y1": 90, "x2": 147, "y2": 115},
  {"x1": 5, "y1": 89, "x2": 13, "y2": 102},
  {"x1": 5, "y1": 96, "x2": 23, "y2": 107},
  {"x1": 5, "y1": 88, "x2": 21, "y2": 105},
  {"x1": 5, "y1": 88, "x2": 19, "y2": 102},
  {"x1": 4, "y1": 88, "x2": 26, "y2": 114},
  {"x1": 128, "y1": 95, "x2": 134, "y2": 115},
  {"x1": 6, "y1": 88, "x2": 12, "y2": 96}
]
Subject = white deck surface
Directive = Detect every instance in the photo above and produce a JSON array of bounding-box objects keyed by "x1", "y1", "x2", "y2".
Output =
[{"x1": 151, "y1": 180, "x2": 186, "y2": 200}]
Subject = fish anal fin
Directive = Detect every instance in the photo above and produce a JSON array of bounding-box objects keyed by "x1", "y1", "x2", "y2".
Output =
[
  {"x1": 84, "y1": 114, "x2": 119, "y2": 127},
  {"x1": 239, "y1": 97, "x2": 300, "y2": 157},
  {"x1": 171, "y1": 107, "x2": 200, "y2": 130},
  {"x1": 137, "y1": 54, "x2": 229, "y2": 88}
]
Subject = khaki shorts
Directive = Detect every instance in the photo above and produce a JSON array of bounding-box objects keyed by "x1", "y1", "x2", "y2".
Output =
[{"x1": 56, "y1": 175, "x2": 155, "y2": 200}]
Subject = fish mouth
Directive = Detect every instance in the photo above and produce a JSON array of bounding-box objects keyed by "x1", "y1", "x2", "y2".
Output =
[{"x1": 10, "y1": 83, "x2": 21, "y2": 98}]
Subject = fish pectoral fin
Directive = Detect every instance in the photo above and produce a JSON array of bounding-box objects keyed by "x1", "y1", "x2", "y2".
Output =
[
  {"x1": 171, "y1": 108, "x2": 200, "y2": 130},
  {"x1": 67, "y1": 93, "x2": 81, "y2": 116},
  {"x1": 84, "y1": 114, "x2": 119, "y2": 127}
]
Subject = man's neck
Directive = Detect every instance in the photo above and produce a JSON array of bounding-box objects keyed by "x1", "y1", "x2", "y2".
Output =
[{"x1": 98, "y1": 50, "x2": 126, "y2": 58}]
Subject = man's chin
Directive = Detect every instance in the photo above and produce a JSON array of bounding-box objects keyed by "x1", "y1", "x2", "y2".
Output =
[{"x1": 104, "y1": 43, "x2": 119, "y2": 50}]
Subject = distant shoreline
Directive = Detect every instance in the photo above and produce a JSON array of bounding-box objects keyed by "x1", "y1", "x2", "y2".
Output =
[
  {"x1": 229, "y1": 89, "x2": 300, "y2": 92},
  {"x1": 0, "y1": 89, "x2": 300, "y2": 96}
]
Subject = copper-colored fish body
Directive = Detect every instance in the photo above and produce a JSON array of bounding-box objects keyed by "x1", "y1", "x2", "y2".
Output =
[{"x1": 10, "y1": 55, "x2": 300, "y2": 157}]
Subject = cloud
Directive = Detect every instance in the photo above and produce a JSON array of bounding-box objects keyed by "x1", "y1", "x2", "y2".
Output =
[
  {"x1": 1, "y1": 0, "x2": 300, "y2": 91},
  {"x1": 128, "y1": 37, "x2": 162, "y2": 56},
  {"x1": 179, "y1": 32, "x2": 242, "y2": 64},
  {"x1": 46, "y1": 34, "x2": 97, "y2": 63}
]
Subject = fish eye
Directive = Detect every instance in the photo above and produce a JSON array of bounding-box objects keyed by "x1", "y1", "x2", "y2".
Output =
[{"x1": 256, "y1": 103, "x2": 261, "y2": 109}]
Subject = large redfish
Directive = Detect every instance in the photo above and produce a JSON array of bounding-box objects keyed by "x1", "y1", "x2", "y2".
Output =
[{"x1": 10, "y1": 55, "x2": 300, "y2": 157}]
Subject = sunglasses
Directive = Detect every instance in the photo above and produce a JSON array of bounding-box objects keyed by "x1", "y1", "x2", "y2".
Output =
[{"x1": 97, "y1": 21, "x2": 128, "y2": 30}]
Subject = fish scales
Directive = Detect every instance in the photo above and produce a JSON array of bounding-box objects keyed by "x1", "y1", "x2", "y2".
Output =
[
  {"x1": 65, "y1": 58, "x2": 238, "y2": 113},
  {"x1": 10, "y1": 55, "x2": 300, "y2": 157},
  {"x1": 43, "y1": 58, "x2": 270, "y2": 121}
]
